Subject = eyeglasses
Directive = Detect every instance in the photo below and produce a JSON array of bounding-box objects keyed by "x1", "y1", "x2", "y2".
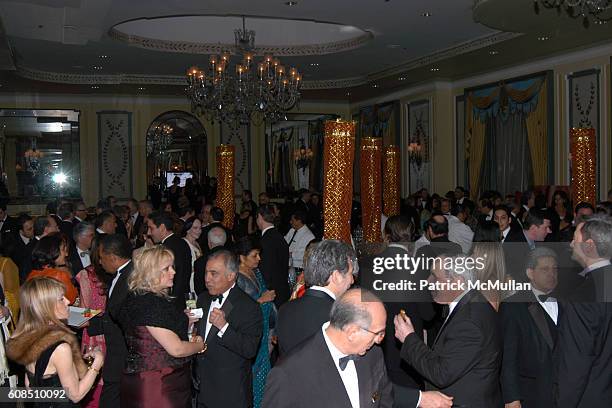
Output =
[{"x1": 360, "y1": 327, "x2": 385, "y2": 339}]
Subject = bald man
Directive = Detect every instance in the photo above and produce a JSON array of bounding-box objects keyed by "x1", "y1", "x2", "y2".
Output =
[{"x1": 263, "y1": 289, "x2": 453, "y2": 408}]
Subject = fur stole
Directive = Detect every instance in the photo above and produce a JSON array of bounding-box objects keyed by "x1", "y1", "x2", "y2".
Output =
[{"x1": 5, "y1": 325, "x2": 87, "y2": 378}]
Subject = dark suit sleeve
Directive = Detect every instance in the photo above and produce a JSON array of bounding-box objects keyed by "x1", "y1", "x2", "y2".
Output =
[
  {"x1": 499, "y1": 303, "x2": 522, "y2": 404},
  {"x1": 400, "y1": 319, "x2": 484, "y2": 389},
  {"x1": 554, "y1": 302, "x2": 600, "y2": 408},
  {"x1": 218, "y1": 301, "x2": 263, "y2": 359},
  {"x1": 378, "y1": 357, "x2": 395, "y2": 408},
  {"x1": 262, "y1": 365, "x2": 293, "y2": 408}
]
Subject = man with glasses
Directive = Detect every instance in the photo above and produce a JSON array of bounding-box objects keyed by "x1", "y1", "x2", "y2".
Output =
[
  {"x1": 394, "y1": 254, "x2": 502, "y2": 408},
  {"x1": 263, "y1": 289, "x2": 393, "y2": 407}
]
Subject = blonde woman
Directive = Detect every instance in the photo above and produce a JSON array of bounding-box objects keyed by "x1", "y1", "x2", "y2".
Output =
[
  {"x1": 469, "y1": 242, "x2": 508, "y2": 310},
  {"x1": 6, "y1": 277, "x2": 104, "y2": 406},
  {"x1": 118, "y1": 246, "x2": 206, "y2": 408}
]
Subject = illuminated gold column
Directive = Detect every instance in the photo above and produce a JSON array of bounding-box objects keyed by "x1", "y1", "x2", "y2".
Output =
[
  {"x1": 216, "y1": 144, "x2": 235, "y2": 230},
  {"x1": 360, "y1": 138, "x2": 382, "y2": 243},
  {"x1": 383, "y1": 145, "x2": 400, "y2": 216},
  {"x1": 570, "y1": 128, "x2": 596, "y2": 206},
  {"x1": 323, "y1": 120, "x2": 355, "y2": 243}
]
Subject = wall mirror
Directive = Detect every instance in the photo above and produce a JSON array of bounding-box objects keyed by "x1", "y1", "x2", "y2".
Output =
[{"x1": 0, "y1": 109, "x2": 80, "y2": 205}]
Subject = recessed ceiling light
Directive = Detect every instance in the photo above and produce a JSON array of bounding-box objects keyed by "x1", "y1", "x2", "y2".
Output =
[
  {"x1": 538, "y1": 36, "x2": 549, "y2": 41},
  {"x1": 398, "y1": 77, "x2": 406, "y2": 81},
  {"x1": 430, "y1": 68, "x2": 440, "y2": 72},
  {"x1": 93, "y1": 66, "x2": 103, "y2": 70},
  {"x1": 594, "y1": 19, "x2": 608, "y2": 25},
  {"x1": 489, "y1": 50, "x2": 499, "y2": 55},
  {"x1": 346, "y1": 92, "x2": 351, "y2": 96},
  {"x1": 309, "y1": 63, "x2": 319, "y2": 67},
  {"x1": 421, "y1": 12, "x2": 432, "y2": 17},
  {"x1": 99, "y1": 55, "x2": 109, "y2": 59},
  {"x1": 285, "y1": 1, "x2": 297, "y2": 5},
  {"x1": 372, "y1": 84, "x2": 378, "y2": 88},
  {"x1": 91, "y1": 85, "x2": 99, "y2": 89},
  {"x1": 138, "y1": 87, "x2": 146, "y2": 91}
]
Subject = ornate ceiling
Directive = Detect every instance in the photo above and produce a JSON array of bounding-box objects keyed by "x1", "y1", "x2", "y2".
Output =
[{"x1": 0, "y1": 0, "x2": 610, "y2": 101}]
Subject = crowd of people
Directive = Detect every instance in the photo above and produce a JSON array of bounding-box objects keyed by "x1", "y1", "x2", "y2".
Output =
[{"x1": 0, "y1": 181, "x2": 609, "y2": 408}]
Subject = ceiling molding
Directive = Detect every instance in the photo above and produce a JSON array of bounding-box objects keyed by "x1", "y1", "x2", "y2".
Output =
[
  {"x1": 108, "y1": 27, "x2": 374, "y2": 57},
  {"x1": 14, "y1": 64, "x2": 367, "y2": 90},
  {"x1": 11, "y1": 32, "x2": 524, "y2": 91},
  {"x1": 350, "y1": 81, "x2": 452, "y2": 111},
  {"x1": 367, "y1": 31, "x2": 523, "y2": 81}
]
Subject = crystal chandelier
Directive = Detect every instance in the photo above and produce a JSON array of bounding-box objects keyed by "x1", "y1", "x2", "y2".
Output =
[
  {"x1": 407, "y1": 142, "x2": 423, "y2": 168},
  {"x1": 186, "y1": 17, "x2": 302, "y2": 130},
  {"x1": 146, "y1": 123, "x2": 174, "y2": 161},
  {"x1": 293, "y1": 139, "x2": 314, "y2": 171},
  {"x1": 534, "y1": 0, "x2": 612, "y2": 26}
]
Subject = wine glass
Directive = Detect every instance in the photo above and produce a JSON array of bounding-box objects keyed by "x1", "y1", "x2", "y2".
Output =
[{"x1": 83, "y1": 345, "x2": 95, "y2": 366}]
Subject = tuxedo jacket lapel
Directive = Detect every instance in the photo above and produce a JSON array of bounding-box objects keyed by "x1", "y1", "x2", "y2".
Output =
[
  {"x1": 204, "y1": 289, "x2": 235, "y2": 342},
  {"x1": 434, "y1": 291, "x2": 475, "y2": 345},
  {"x1": 356, "y1": 357, "x2": 382, "y2": 407},
  {"x1": 528, "y1": 302, "x2": 554, "y2": 349},
  {"x1": 311, "y1": 332, "x2": 353, "y2": 407}
]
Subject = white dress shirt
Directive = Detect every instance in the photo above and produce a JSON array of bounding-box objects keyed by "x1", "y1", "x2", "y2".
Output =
[
  {"x1": 109, "y1": 260, "x2": 131, "y2": 297},
  {"x1": 261, "y1": 225, "x2": 274, "y2": 236},
  {"x1": 19, "y1": 232, "x2": 30, "y2": 246},
  {"x1": 321, "y1": 322, "x2": 360, "y2": 408},
  {"x1": 284, "y1": 225, "x2": 315, "y2": 269},
  {"x1": 447, "y1": 290, "x2": 470, "y2": 322},
  {"x1": 205, "y1": 284, "x2": 234, "y2": 340},
  {"x1": 161, "y1": 233, "x2": 174, "y2": 244},
  {"x1": 579, "y1": 259, "x2": 611, "y2": 277},
  {"x1": 76, "y1": 246, "x2": 91, "y2": 269},
  {"x1": 309, "y1": 286, "x2": 336, "y2": 300},
  {"x1": 532, "y1": 287, "x2": 558, "y2": 324},
  {"x1": 501, "y1": 227, "x2": 511, "y2": 242}
]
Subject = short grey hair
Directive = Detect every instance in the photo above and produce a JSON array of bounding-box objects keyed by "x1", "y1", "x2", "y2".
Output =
[
  {"x1": 436, "y1": 254, "x2": 477, "y2": 283},
  {"x1": 304, "y1": 240, "x2": 358, "y2": 287},
  {"x1": 73, "y1": 221, "x2": 94, "y2": 241},
  {"x1": 208, "y1": 226, "x2": 227, "y2": 248},
  {"x1": 580, "y1": 214, "x2": 612, "y2": 259},
  {"x1": 329, "y1": 289, "x2": 376, "y2": 331},
  {"x1": 525, "y1": 247, "x2": 558, "y2": 270},
  {"x1": 207, "y1": 249, "x2": 238, "y2": 277}
]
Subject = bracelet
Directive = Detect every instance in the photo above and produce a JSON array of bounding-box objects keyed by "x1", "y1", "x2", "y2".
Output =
[
  {"x1": 198, "y1": 342, "x2": 207, "y2": 354},
  {"x1": 88, "y1": 365, "x2": 100, "y2": 374}
]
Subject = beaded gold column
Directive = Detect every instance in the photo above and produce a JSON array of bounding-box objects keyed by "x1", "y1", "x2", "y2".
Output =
[
  {"x1": 216, "y1": 144, "x2": 235, "y2": 230},
  {"x1": 360, "y1": 138, "x2": 382, "y2": 243},
  {"x1": 323, "y1": 120, "x2": 355, "y2": 243},
  {"x1": 570, "y1": 128, "x2": 597, "y2": 207},
  {"x1": 383, "y1": 145, "x2": 401, "y2": 216}
]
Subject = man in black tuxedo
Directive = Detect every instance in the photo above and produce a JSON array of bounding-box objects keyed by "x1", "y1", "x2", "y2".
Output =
[
  {"x1": 68, "y1": 221, "x2": 95, "y2": 277},
  {"x1": 74, "y1": 201, "x2": 89, "y2": 223},
  {"x1": 554, "y1": 215, "x2": 612, "y2": 408},
  {"x1": 276, "y1": 240, "x2": 355, "y2": 356},
  {"x1": 96, "y1": 234, "x2": 133, "y2": 408},
  {"x1": 148, "y1": 211, "x2": 192, "y2": 310},
  {"x1": 503, "y1": 209, "x2": 552, "y2": 282},
  {"x1": 194, "y1": 250, "x2": 262, "y2": 408},
  {"x1": 57, "y1": 202, "x2": 75, "y2": 242},
  {"x1": 361, "y1": 215, "x2": 437, "y2": 405},
  {"x1": 0, "y1": 203, "x2": 16, "y2": 235},
  {"x1": 395, "y1": 254, "x2": 503, "y2": 408},
  {"x1": 263, "y1": 289, "x2": 396, "y2": 408},
  {"x1": 199, "y1": 206, "x2": 232, "y2": 255},
  {"x1": 454, "y1": 186, "x2": 473, "y2": 210},
  {"x1": 9, "y1": 213, "x2": 35, "y2": 282},
  {"x1": 257, "y1": 204, "x2": 290, "y2": 308},
  {"x1": 500, "y1": 247, "x2": 560, "y2": 408},
  {"x1": 95, "y1": 210, "x2": 117, "y2": 238}
]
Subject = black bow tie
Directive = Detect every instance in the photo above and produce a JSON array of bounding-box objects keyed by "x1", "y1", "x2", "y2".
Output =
[
  {"x1": 80, "y1": 251, "x2": 90, "y2": 258},
  {"x1": 339, "y1": 354, "x2": 359, "y2": 371},
  {"x1": 538, "y1": 294, "x2": 554, "y2": 302},
  {"x1": 212, "y1": 294, "x2": 224, "y2": 303}
]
